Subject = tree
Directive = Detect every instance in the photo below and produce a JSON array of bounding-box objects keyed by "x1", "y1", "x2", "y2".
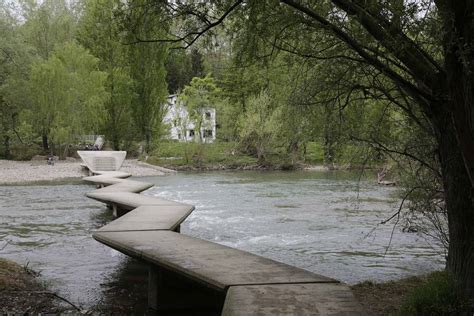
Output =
[
  {"x1": 122, "y1": 0, "x2": 168, "y2": 153},
  {"x1": 179, "y1": 75, "x2": 221, "y2": 143},
  {"x1": 0, "y1": 3, "x2": 33, "y2": 158},
  {"x1": 20, "y1": 0, "x2": 77, "y2": 149},
  {"x1": 78, "y1": 0, "x2": 135, "y2": 150},
  {"x1": 28, "y1": 42, "x2": 107, "y2": 158},
  {"x1": 166, "y1": 48, "x2": 206, "y2": 94},
  {"x1": 21, "y1": 0, "x2": 76, "y2": 60},
  {"x1": 238, "y1": 90, "x2": 281, "y2": 163},
  {"x1": 165, "y1": 49, "x2": 193, "y2": 94},
  {"x1": 134, "y1": 0, "x2": 474, "y2": 300}
]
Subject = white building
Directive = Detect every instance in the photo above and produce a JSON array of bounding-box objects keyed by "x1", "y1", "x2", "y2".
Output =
[{"x1": 163, "y1": 95, "x2": 216, "y2": 143}]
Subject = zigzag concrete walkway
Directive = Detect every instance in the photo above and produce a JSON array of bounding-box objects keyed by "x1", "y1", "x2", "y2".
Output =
[{"x1": 83, "y1": 171, "x2": 364, "y2": 315}]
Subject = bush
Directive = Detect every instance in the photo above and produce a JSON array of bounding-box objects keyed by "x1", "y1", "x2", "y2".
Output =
[
  {"x1": 398, "y1": 271, "x2": 473, "y2": 315},
  {"x1": 147, "y1": 141, "x2": 258, "y2": 169},
  {"x1": 304, "y1": 141, "x2": 324, "y2": 164},
  {"x1": 121, "y1": 141, "x2": 143, "y2": 158},
  {"x1": 9, "y1": 144, "x2": 43, "y2": 161}
]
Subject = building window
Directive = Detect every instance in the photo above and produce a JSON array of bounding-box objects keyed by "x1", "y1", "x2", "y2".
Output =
[
  {"x1": 205, "y1": 112, "x2": 211, "y2": 119},
  {"x1": 204, "y1": 130, "x2": 213, "y2": 138},
  {"x1": 189, "y1": 130, "x2": 195, "y2": 137}
]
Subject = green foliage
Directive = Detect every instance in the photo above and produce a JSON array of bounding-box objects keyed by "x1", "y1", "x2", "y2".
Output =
[
  {"x1": 304, "y1": 142, "x2": 324, "y2": 164},
  {"x1": 214, "y1": 98, "x2": 241, "y2": 142},
  {"x1": 165, "y1": 48, "x2": 207, "y2": 94},
  {"x1": 179, "y1": 75, "x2": 221, "y2": 143},
  {"x1": 0, "y1": 3, "x2": 35, "y2": 158},
  {"x1": 78, "y1": 0, "x2": 135, "y2": 150},
  {"x1": 125, "y1": 0, "x2": 168, "y2": 153},
  {"x1": 10, "y1": 144, "x2": 42, "y2": 161},
  {"x1": 166, "y1": 50, "x2": 193, "y2": 94},
  {"x1": 21, "y1": 0, "x2": 76, "y2": 60},
  {"x1": 28, "y1": 42, "x2": 107, "y2": 156},
  {"x1": 148, "y1": 141, "x2": 257, "y2": 169},
  {"x1": 237, "y1": 90, "x2": 281, "y2": 163},
  {"x1": 398, "y1": 271, "x2": 473, "y2": 315}
]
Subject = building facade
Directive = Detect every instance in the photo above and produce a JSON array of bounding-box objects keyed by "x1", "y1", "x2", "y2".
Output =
[{"x1": 163, "y1": 95, "x2": 216, "y2": 143}]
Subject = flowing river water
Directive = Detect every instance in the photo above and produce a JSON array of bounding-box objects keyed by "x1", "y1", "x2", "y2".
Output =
[{"x1": 0, "y1": 170, "x2": 445, "y2": 310}]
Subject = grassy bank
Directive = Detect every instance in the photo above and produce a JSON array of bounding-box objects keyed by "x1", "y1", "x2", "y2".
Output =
[
  {"x1": 352, "y1": 270, "x2": 473, "y2": 315},
  {"x1": 146, "y1": 141, "x2": 325, "y2": 170},
  {"x1": 0, "y1": 258, "x2": 72, "y2": 314}
]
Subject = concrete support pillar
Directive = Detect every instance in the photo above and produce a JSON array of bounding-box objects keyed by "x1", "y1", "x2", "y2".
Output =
[
  {"x1": 111, "y1": 204, "x2": 128, "y2": 217},
  {"x1": 146, "y1": 264, "x2": 225, "y2": 313},
  {"x1": 148, "y1": 265, "x2": 161, "y2": 310}
]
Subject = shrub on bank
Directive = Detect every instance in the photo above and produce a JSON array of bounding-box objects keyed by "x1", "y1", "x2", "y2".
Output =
[
  {"x1": 9, "y1": 144, "x2": 43, "y2": 161},
  {"x1": 304, "y1": 142, "x2": 324, "y2": 164},
  {"x1": 398, "y1": 271, "x2": 473, "y2": 315},
  {"x1": 147, "y1": 141, "x2": 258, "y2": 169},
  {"x1": 148, "y1": 140, "x2": 378, "y2": 170}
]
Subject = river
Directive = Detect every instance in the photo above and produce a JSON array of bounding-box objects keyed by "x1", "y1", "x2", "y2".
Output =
[{"x1": 0, "y1": 170, "x2": 445, "y2": 309}]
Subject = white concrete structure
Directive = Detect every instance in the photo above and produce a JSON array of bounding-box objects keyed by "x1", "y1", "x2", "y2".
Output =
[
  {"x1": 163, "y1": 95, "x2": 216, "y2": 143},
  {"x1": 77, "y1": 151, "x2": 126, "y2": 174}
]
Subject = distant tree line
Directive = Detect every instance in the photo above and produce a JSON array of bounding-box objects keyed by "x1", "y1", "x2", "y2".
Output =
[{"x1": 0, "y1": 0, "x2": 206, "y2": 158}]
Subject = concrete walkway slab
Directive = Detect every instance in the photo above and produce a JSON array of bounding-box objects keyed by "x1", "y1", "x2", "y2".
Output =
[
  {"x1": 86, "y1": 191, "x2": 187, "y2": 210},
  {"x1": 97, "y1": 205, "x2": 194, "y2": 232},
  {"x1": 222, "y1": 283, "x2": 364, "y2": 315},
  {"x1": 93, "y1": 180, "x2": 154, "y2": 194},
  {"x1": 93, "y1": 231, "x2": 336, "y2": 291},
  {"x1": 93, "y1": 171, "x2": 132, "y2": 178},
  {"x1": 83, "y1": 173, "x2": 131, "y2": 185}
]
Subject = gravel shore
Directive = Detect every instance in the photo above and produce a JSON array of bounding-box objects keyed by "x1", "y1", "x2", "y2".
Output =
[{"x1": 0, "y1": 159, "x2": 169, "y2": 185}]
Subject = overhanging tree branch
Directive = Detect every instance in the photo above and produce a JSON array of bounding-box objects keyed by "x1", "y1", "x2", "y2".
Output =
[
  {"x1": 128, "y1": 0, "x2": 243, "y2": 48},
  {"x1": 280, "y1": 0, "x2": 435, "y2": 113}
]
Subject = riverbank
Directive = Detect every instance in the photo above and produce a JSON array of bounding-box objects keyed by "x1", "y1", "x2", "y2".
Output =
[
  {"x1": 147, "y1": 160, "x2": 323, "y2": 171},
  {"x1": 0, "y1": 258, "x2": 71, "y2": 314},
  {"x1": 146, "y1": 141, "x2": 329, "y2": 171},
  {"x1": 0, "y1": 159, "x2": 168, "y2": 185},
  {"x1": 351, "y1": 275, "x2": 425, "y2": 315},
  {"x1": 145, "y1": 141, "x2": 382, "y2": 171},
  {"x1": 352, "y1": 270, "x2": 473, "y2": 315}
]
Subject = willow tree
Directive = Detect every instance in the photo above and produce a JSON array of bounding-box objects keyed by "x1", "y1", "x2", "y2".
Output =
[
  {"x1": 0, "y1": 3, "x2": 33, "y2": 158},
  {"x1": 78, "y1": 0, "x2": 135, "y2": 150},
  {"x1": 135, "y1": 0, "x2": 474, "y2": 300},
  {"x1": 20, "y1": 0, "x2": 77, "y2": 149},
  {"x1": 122, "y1": 0, "x2": 168, "y2": 153},
  {"x1": 29, "y1": 42, "x2": 107, "y2": 157},
  {"x1": 179, "y1": 75, "x2": 221, "y2": 143}
]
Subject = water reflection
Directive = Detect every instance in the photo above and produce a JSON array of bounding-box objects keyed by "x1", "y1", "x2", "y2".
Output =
[{"x1": 92, "y1": 257, "x2": 149, "y2": 314}]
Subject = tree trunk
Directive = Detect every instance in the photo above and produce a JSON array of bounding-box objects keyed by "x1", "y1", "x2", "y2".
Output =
[
  {"x1": 437, "y1": 5, "x2": 474, "y2": 299},
  {"x1": 42, "y1": 133, "x2": 49, "y2": 151},
  {"x1": 434, "y1": 105, "x2": 474, "y2": 301},
  {"x1": 324, "y1": 129, "x2": 336, "y2": 169},
  {"x1": 112, "y1": 133, "x2": 120, "y2": 151},
  {"x1": 145, "y1": 129, "x2": 151, "y2": 154},
  {"x1": 111, "y1": 126, "x2": 120, "y2": 150},
  {"x1": 3, "y1": 135, "x2": 10, "y2": 159}
]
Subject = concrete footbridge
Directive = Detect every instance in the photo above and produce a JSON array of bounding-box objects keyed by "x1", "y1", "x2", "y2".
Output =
[{"x1": 82, "y1": 159, "x2": 364, "y2": 314}]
